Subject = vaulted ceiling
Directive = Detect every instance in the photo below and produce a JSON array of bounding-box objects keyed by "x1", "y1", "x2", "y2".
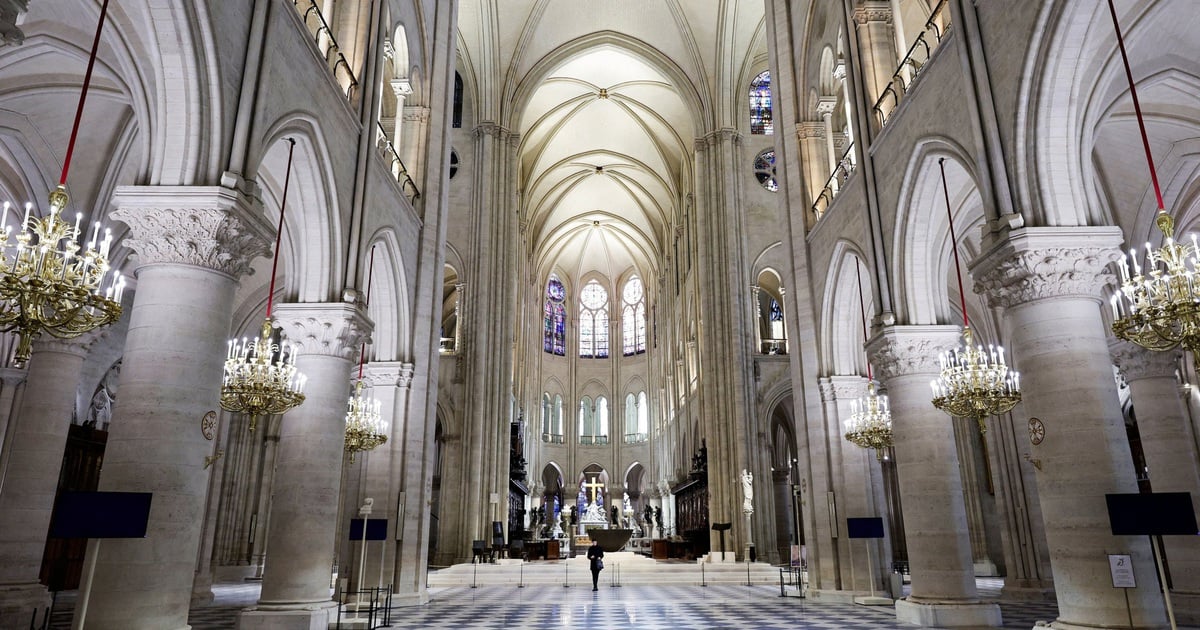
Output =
[{"x1": 456, "y1": 0, "x2": 767, "y2": 286}]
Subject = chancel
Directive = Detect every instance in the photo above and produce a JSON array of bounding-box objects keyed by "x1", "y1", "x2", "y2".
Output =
[{"x1": 1, "y1": 1, "x2": 1200, "y2": 629}]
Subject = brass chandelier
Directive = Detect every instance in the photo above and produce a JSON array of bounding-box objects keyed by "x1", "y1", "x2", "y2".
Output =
[
  {"x1": 929, "y1": 158, "x2": 1020, "y2": 433},
  {"x1": 843, "y1": 257, "x2": 893, "y2": 459},
  {"x1": 220, "y1": 139, "x2": 306, "y2": 430},
  {"x1": 1107, "y1": 0, "x2": 1196, "y2": 355},
  {"x1": 0, "y1": 0, "x2": 123, "y2": 366},
  {"x1": 344, "y1": 245, "x2": 386, "y2": 462}
]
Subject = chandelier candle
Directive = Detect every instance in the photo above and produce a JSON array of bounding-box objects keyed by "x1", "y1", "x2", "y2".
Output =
[
  {"x1": 219, "y1": 138, "x2": 307, "y2": 429},
  {"x1": 344, "y1": 244, "x2": 387, "y2": 462},
  {"x1": 843, "y1": 256, "x2": 894, "y2": 459}
]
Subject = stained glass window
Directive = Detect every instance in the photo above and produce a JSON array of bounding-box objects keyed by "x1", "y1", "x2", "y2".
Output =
[
  {"x1": 579, "y1": 279, "x2": 609, "y2": 358},
  {"x1": 749, "y1": 71, "x2": 773, "y2": 135},
  {"x1": 754, "y1": 149, "x2": 778, "y2": 192},
  {"x1": 543, "y1": 275, "x2": 566, "y2": 355},
  {"x1": 621, "y1": 276, "x2": 646, "y2": 355},
  {"x1": 452, "y1": 72, "x2": 463, "y2": 128}
]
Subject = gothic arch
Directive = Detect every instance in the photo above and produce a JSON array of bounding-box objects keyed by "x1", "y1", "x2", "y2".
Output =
[
  {"x1": 363, "y1": 228, "x2": 411, "y2": 361},
  {"x1": 1022, "y1": 0, "x2": 1199, "y2": 227},
  {"x1": 893, "y1": 138, "x2": 987, "y2": 327},
  {"x1": 248, "y1": 116, "x2": 344, "y2": 303},
  {"x1": 820, "y1": 241, "x2": 871, "y2": 376}
]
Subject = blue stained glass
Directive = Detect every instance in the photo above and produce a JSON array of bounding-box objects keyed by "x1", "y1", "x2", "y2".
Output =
[
  {"x1": 750, "y1": 71, "x2": 773, "y2": 135},
  {"x1": 544, "y1": 275, "x2": 567, "y2": 355}
]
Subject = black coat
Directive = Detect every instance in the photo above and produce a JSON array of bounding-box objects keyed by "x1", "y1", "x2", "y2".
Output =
[{"x1": 586, "y1": 544, "x2": 604, "y2": 571}]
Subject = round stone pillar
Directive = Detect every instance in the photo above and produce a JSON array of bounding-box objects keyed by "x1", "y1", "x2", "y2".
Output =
[
  {"x1": 1110, "y1": 340, "x2": 1200, "y2": 598},
  {"x1": 0, "y1": 336, "x2": 98, "y2": 628},
  {"x1": 239, "y1": 302, "x2": 371, "y2": 629},
  {"x1": 79, "y1": 186, "x2": 272, "y2": 630},
  {"x1": 973, "y1": 227, "x2": 1167, "y2": 628},
  {"x1": 867, "y1": 325, "x2": 1001, "y2": 626}
]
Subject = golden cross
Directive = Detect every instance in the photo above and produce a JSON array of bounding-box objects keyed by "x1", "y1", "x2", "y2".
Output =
[{"x1": 583, "y1": 476, "x2": 605, "y2": 504}]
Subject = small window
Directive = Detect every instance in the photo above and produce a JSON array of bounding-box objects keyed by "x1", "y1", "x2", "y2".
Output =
[
  {"x1": 448, "y1": 150, "x2": 459, "y2": 179},
  {"x1": 749, "y1": 71, "x2": 773, "y2": 135},
  {"x1": 543, "y1": 275, "x2": 566, "y2": 355},
  {"x1": 754, "y1": 149, "x2": 778, "y2": 192},
  {"x1": 452, "y1": 72, "x2": 464, "y2": 128}
]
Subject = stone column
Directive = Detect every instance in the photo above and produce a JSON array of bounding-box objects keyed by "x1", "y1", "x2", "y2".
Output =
[
  {"x1": 828, "y1": 375, "x2": 887, "y2": 594},
  {"x1": 239, "y1": 302, "x2": 371, "y2": 630},
  {"x1": 972, "y1": 227, "x2": 1166, "y2": 627},
  {"x1": 796, "y1": 122, "x2": 827, "y2": 216},
  {"x1": 953, "y1": 421, "x2": 996, "y2": 575},
  {"x1": 80, "y1": 186, "x2": 272, "y2": 630},
  {"x1": 0, "y1": 367, "x2": 27, "y2": 491},
  {"x1": 1110, "y1": 341, "x2": 1200, "y2": 599},
  {"x1": 817, "y1": 97, "x2": 839, "y2": 183},
  {"x1": 852, "y1": 1, "x2": 899, "y2": 120},
  {"x1": 868, "y1": 325, "x2": 1001, "y2": 627},
  {"x1": 0, "y1": 335, "x2": 100, "y2": 628},
  {"x1": 389, "y1": 79, "x2": 412, "y2": 148}
]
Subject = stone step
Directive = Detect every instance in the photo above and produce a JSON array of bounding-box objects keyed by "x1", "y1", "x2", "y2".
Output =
[{"x1": 427, "y1": 554, "x2": 784, "y2": 587}]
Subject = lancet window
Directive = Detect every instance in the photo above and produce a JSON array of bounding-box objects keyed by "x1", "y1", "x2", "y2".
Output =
[
  {"x1": 621, "y1": 276, "x2": 646, "y2": 355},
  {"x1": 543, "y1": 275, "x2": 566, "y2": 356},
  {"x1": 749, "y1": 71, "x2": 773, "y2": 135},
  {"x1": 579, "y1": 279, "x2": 609, "y2": 358}
]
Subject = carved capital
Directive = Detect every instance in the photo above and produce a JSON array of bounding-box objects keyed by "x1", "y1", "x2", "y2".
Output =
[
  {"x1": 32, "y1": 328, "x2": 107, "y2": 359},
  {"x1": 110, "y1": 186, "x2": 273, "y2": 279},
  {"x1": 829, "y1": 374, "x2": 868, "y2": 401},
  {"x1": 866, "y1": 325, "x2": 961, "y2": 381},
  {"x1": 1109, "y1": 339, "x2": 1180, "y2": 382},
  {"x1": 815, "y1": 97, "x2": 838, "y2": 117},
  {"x1": 400, "y1": 105, "x2": 429, "y2": 123},
  {"x1": 274, "y1": 302, "x2": 374, "y2": 360},
  {"x1": 796, "y1": 122, "x2": 825, "y2": 140},
  {"x1": 390, "y1": 78, "x2": 413, "y2": 97},
  {"x1": 971, "y1": 227, "x2": 1123, "y2": 310},
  {"x1": 473, "y1": 122, "x2": 512, "y2": 141},
  {"x1": 853, "y1": 2, "x2": 892, "y2": 24}
]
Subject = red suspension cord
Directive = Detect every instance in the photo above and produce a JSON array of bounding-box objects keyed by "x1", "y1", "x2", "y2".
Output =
[
  {"x1": 940, "y1": 158, "x2": 969, "y2": 329},
  {"x1": 1106, "y1": 0, "x2": 1165, "y2": 212},
  {"x1": 855, "y1": 256, "x2": 872, "y2": 382},
  {"x1": 59, "y1": 0, "x2": 111, "y2": 187},
  {"x1": 357, "y1": 245, "x2": 376, "y2": 380},
  {"x1": 266, "y1": 139, "x2": 297, "y2": 319}
]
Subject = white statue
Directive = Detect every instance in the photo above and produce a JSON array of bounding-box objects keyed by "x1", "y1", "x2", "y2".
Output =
[{"x1": 741, "y1": 469, "x2": 754, "y2": 514}]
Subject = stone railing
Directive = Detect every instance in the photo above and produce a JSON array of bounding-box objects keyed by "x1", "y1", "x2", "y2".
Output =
[
  {"x1": 812, "y1": 143, "x2": 857, "y2": 220},
  {"x1": 375, "y1": 122, "x2": 421, "y2": 202},
  {"x1": 871, "y1": 0, "x2": 952, "y2": 127},
  {"x1": 541, "y1": 432, "x2": 564, "y2": 444},
  {"x1": 623, "y1": 432, "x2": 648, "y2": 444},
  {"x1": 291, "y1": 0, "x2": 359, "y2": 101}
]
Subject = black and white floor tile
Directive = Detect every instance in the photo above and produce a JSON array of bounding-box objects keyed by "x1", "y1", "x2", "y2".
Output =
[{"x1": 38, "y1": 578, "x2": 1180, "y2": 629}]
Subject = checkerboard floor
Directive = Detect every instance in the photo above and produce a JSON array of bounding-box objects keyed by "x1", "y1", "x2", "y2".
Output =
[{"x1": 40, "y1": 578, "x2": 1193, "y2": 629}]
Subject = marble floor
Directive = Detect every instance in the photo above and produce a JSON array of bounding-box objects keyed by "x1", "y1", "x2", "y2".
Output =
[{"x1": 37, "y1": 578, "x2": 1189, "y2": 629}]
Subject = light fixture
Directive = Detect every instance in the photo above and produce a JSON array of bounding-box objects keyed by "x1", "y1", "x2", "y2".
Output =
[
  {"x1": 929, "y1": 158, "x2": 1020, "y2": 433},
  {"x1": 843, "y1": 256, "x2": 893, "y2": 459},
  {"x1": 1107, "y1": 0, "x2": 1197, "y2": 355},
  {"x1": 220, "y1": 139, "x2": 306, "y2": 431},
  {"x1": 344, "y1": 244, "x2": 386, "y2": 462},
  {"x1": 0, "y1": 0, "x2": 122, "y2": 366}
]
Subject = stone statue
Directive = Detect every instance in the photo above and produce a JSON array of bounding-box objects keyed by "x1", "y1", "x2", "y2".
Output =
[{"x1": 741, "y1": 469, "x2": 754, "y2": 514}]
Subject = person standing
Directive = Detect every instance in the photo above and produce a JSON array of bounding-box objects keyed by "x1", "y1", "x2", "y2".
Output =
[{"x1": 587, "y1": 540, "x2": 605, "y2": 591}]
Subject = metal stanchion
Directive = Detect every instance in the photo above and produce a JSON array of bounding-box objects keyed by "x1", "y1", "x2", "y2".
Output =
[{"x1": 470, "y1": 561, "x2": 478, "y2": 589}]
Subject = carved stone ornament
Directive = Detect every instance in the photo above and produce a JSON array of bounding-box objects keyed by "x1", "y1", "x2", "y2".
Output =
[
  {"x1": 274, "y1": 302, "x2": 374, "y2": 360},
  {"x1": 970, "y1": 227, "x2": 1123, "y2": 311},
  {"x1": 828, "y1": 375, "x2": 868, "y2": 401},
  {"x1": 200, "y1": 410, "x2": 218, "y2": 441},
  {"x1": 1028, "y1": 417, "x2": 1045, "y2": 446},
  {"x1": 852, "y1": 2, "x2": 892, "y2": 25},
  {"x1": 109, "y1": 186, "x2": 274, "y2": 279},
  {"x1": 1109, "y1": 338, "x2": 1181, "y2": 382},
  {"x1": 866, "y1": 325, "x2": 961, "y2": 381}
]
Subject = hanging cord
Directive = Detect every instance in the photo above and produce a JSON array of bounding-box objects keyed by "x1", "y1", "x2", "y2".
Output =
[
  {"x1": 939, "y1": 158, "x2": 969, "y2": 329},
  {"x1": 357, "y1": 244, "x2": 376, "y2": 380},
  {"x1": 266, "y1": 138, "x2": 297, "y2": 319},
  {"x1": 59, "y1": 0, "x2": 111, "y2": 187},
  {"x1": 854, "y1": 256, "x2": 872, "y2": 382},
  {"x1": 1106, "y1": 0, "x2": 1165, "y2": 212}
]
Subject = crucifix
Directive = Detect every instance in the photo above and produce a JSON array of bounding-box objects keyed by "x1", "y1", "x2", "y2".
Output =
[{"x1": 583, "y1": 477, "x2": 605, "y2": 504}]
